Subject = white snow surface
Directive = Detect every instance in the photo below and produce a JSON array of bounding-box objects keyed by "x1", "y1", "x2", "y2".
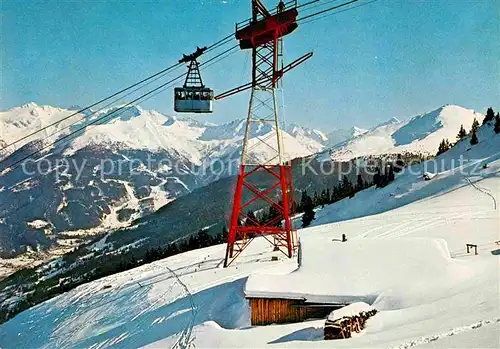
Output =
[
  {"x1": 327, "y1": 302, "x2": 374, "y2": 321},
  {"x1": 323, "y1": 105, "x2": 483, "y2": 161},
  {"x1": 0, "y1": 123, "x2": 498, "y2": 348},
  {"x1": 0, "y1": 103, "x2": 86, "y2": 155},
  {"x1": 245, "y1": 238, "x2": 470, "y2": 305}
]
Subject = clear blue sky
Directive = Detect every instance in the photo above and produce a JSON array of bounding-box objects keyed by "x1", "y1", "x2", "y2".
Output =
[{"x1": 1, "y1": 0, "x2": 499, "y2": 130}]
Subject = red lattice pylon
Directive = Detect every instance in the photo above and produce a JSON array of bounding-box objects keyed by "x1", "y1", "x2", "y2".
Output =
[{"x1": 220, "y1": 0, "x2": 309, "y2": 267}]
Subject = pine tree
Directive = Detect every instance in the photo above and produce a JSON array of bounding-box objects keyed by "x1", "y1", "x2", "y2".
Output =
[
  {"x1": 301, "y1": 195, "x2": 315, "y2": 228},
  {"x1": 483, "y1": 107, "x2": 495, "y2": 125},
  {"x1": 143, "y1": 249, "x2": 152, "y2": 263},
  {"x1": 437, "y1": 138, "x2": 451, "y2": 156},
  {"x1": 456, "y1": 124, "x2": 467, "y2": 140},
  {"x1": 394, "y1": 154, "x2": 405, "y2": 173},
  {"x1": 387, "y1": 164, "x2": 395, "y2": 182},
  {"x1": 470, "y1": 129, "x2": 478, "y2": 145},
  {"x1": 221, "y1": 226, "x2": 229, "y2": 243},
  {"x1": 298, "y1": 190, "x2": 308, "y2": 213},
  {"x1": 437, "y1": 140, "x2": 444, "y2": 156},
  {"x1": 356, "y1": 174, "x2": 364, "y2": 191},
  {"x1": 330, "y1": 185, "x2": 339, "y2": 203},
  {"x1": 373, "y1": 167, "x2": 381, "y2": 187},
  {"x1": 320, "y1": 189, "x2": 328, "y2": 207},
  {"x1": 471, "y1": 118, "x2": 480, "y2": 133},
  {"x1": 312, "y1": 191, "x2": 319, "y2": 206},
  {"x1": 495, "y1": 113, "x2": 500, "y2": 134},
  {"x1": 268, "y1": 203, "x2": 282, "y2": 227},
  {"x1": 341, "y1": 175, "x2": 353, "y2": 197},
  {"x1": 245, "y1": 210, "x2": 258, "y2": 226}
]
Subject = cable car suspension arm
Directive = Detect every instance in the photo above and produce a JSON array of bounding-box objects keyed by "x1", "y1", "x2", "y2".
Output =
[{"x1": 214, "y1": 51, "x2": 313, "y2": 100}]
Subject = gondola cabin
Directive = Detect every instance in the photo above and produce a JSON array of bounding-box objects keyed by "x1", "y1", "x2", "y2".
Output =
[{"x1": 174, "y1": 87, "x2": 214, "y2": 113}]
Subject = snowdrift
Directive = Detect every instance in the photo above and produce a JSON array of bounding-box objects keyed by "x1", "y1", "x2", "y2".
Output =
[{"x1": 245, "y1": 237, "x2": 471, "y2": 305}]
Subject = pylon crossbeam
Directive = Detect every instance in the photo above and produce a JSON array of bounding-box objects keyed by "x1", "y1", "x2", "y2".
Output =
[{"x1": 240, "y1": 181, "x2": 281, "y2": 210}]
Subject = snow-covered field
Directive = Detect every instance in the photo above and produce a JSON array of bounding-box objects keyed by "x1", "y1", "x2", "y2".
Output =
[{"x1": 0, "y1": 123, "x2": 498, "y2": 348}]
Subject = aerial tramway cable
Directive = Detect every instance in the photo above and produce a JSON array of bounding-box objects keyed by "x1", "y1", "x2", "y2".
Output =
[
  {"x1": 1, "y1": 0, "x2": 379, "y2": 175},
  {"x1": 0, "y1": 35, "x2": 235, "y2": 153},
  {"x1": 299, "y1": 0, "x2": 342, "y2": 13},
  {"x1": 0, "y1": 44, "x2": 239, "y2": 177},
  {"x1": 299, "y1": 0, "x2": 378, "y2": 25},
  {"x1": 297, "y1": 0, "x2": 359, "y2": 22},
  {"x1": 0, "y1": 0, "x2": 363, "y2": 154}
]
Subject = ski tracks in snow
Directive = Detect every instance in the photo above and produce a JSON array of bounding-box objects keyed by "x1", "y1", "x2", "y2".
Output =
[
  {"x1": 388, "y1": 317, "x2": 500, "y2": 349},
  {"x1": 466, "y1": 177, "x2": 497, "y2": 210},
  {"x1": 355, "y1": 212, "x2": 482, "y2": 241}
]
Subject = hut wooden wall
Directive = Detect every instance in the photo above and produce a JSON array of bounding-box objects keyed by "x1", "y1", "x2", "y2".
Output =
[
  {"x1": 248, "y1": 298, "x2": 342, "y2": 326},
  {"x1": 249, "y1": 298, "x2": 307, "y2": 325}
]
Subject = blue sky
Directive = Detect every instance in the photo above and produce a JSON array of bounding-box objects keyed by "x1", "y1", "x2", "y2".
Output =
[{"x1": 1, "y1": 0, "x2": 499, "y2": 131}]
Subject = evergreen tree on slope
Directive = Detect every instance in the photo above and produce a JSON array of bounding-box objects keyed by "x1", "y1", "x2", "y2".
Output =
[
  {"x1": 301, "y1": 195, "x2": 315, "y2": 228},
  {"x1": 483, "y1": 107, "x2": 495, "y2": 125},
  {"x1": 457, "y1": 124, "x2": 467, "y2": 140}
]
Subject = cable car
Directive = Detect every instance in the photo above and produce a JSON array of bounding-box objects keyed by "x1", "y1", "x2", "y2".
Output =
[
  {"x1": 174, "y1": 87, "x2": 214, "y2": 113},
  {"x1": 174, "y1": 47, "x2": 214, "y2": 113}
]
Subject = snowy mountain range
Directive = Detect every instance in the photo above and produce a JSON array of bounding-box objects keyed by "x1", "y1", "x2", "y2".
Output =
[{"x1": 0, "y1": 102, "x2": 484, "y2": 264}]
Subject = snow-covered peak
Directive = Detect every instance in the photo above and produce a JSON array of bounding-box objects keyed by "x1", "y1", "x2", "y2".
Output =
[
  {"x1": 322, "y1": 105, "x2": 483, "y2": 162},
  {"x1": 20, "y1": 102, "x2": 39, "y2": 109},
  {"x1": 285, "y1": 123, "x2": 328, "y2": 143},
  {"x1": 392, "y1": 105, "x2": 480, "y2": 146},
  {"x1": 0, "y1": 103, "x2": 86, "y2": 155},
  {"x1": 373, "y1": 116, "x2": 401, "y2": 129},
  {"x1": 284, "y1": 123, "x2": 328, "y2": 153},
  {"x1": 349, "y1": 126, "x2": 369, "y2": 138},
  {"x1": 325, "y1": 126, "x2": 368, "y2": 148}
]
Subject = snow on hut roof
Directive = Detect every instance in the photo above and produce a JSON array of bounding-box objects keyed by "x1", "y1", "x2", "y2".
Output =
[{"x1": 245, "y1": 236, "x2": 468, "y2": 304}]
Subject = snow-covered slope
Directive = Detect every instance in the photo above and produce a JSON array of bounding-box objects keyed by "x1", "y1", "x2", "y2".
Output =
[
  {"x1": 285, "y1": 123, "x2": 369, "y2": 151},
  {"x1": 323, "y1": 105, "x2": 482, "y2": 161},
  {"x1": 1, "y1": 119, "x2": 498, "y2": 348},
  {"x1": 285, "y1": 123, "x2": 327, "y2": 153},
  {"x1": 314, "y1": 117, "x2": 499, "y2": 225},
  {"x1": 326, "y1": 126, "x2": 368, "y2": 147}
]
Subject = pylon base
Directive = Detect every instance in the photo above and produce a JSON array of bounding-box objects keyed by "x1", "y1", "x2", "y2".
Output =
[{"x1": 224, "y1": 164, "x2": 298, "y2": 268}]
